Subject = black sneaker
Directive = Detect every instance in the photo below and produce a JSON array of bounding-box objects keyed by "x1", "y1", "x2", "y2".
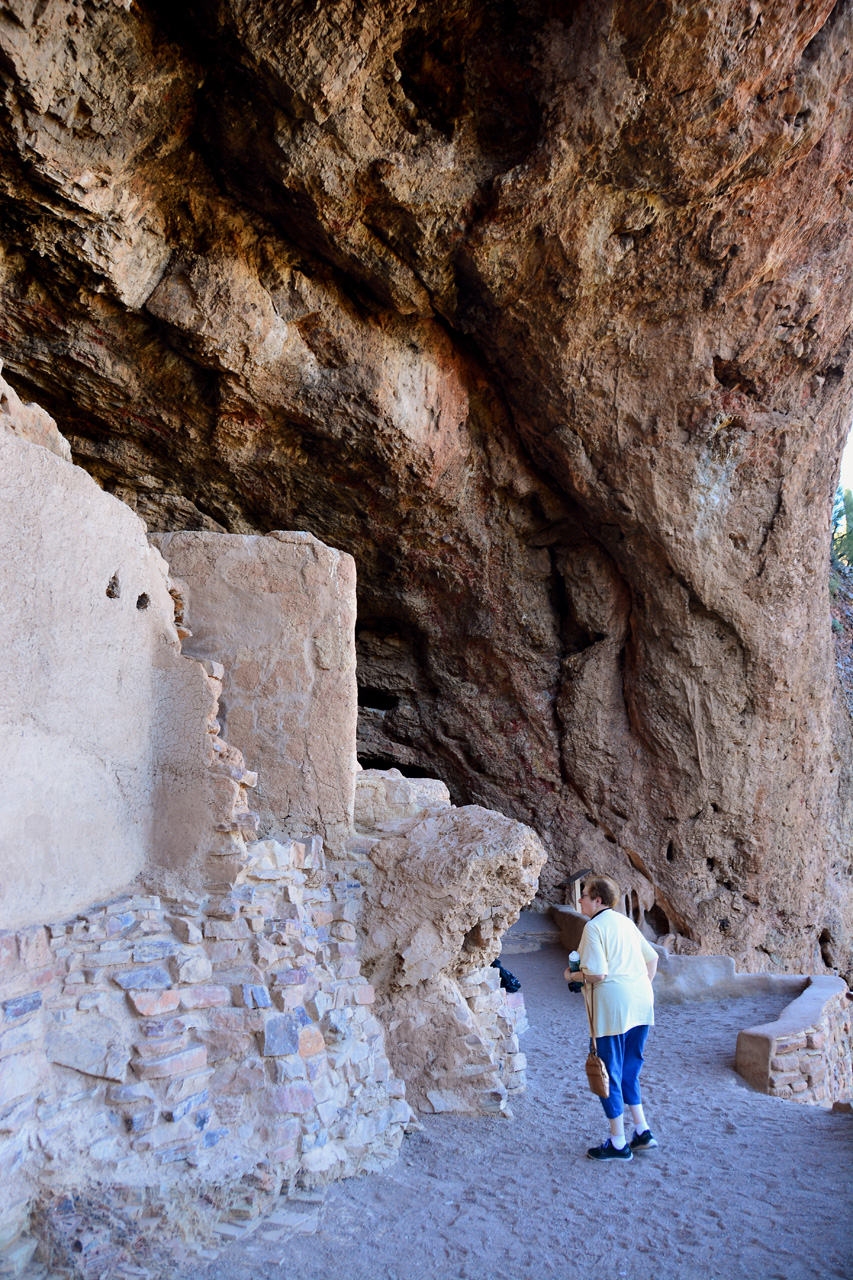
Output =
[
  {"x1": 587, "y1": 1139, "x2": 633, "y2": 1161},
  {"x1": 629, "y1": 1129, "x2": 658, "y2": 1151}
]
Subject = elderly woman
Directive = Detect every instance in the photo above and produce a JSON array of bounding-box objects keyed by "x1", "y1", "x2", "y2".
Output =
[{"x1": 563, "y1": 875, "x2": 658, "y2": 1161}]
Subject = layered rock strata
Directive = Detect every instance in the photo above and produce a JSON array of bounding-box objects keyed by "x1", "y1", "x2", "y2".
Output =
[
  {"x1": 354, "y1": 769, "x2": 546, "y2": 1113},
  {"x1": 0, "y1": 2, "x2": 851, "y2": 975}
]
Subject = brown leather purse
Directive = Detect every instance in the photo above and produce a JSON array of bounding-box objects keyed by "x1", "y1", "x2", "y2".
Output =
[{"x1": 583, "y1": 980, "x2": 610, "y2": 1098}]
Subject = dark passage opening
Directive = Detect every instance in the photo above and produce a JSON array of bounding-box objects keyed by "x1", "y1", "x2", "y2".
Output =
[
  {"x1": 357, "y1": 753, "x2": 442, "y2": 781},
  {"x1": 819, "y1": 927, "x2": 835, "y2": 968},
  {"x1": 644, "y1": 902, "x2": 670, "y2": 938},
  {"x1": 357, "y1": 686, "x2": 400, "y2": 711}
]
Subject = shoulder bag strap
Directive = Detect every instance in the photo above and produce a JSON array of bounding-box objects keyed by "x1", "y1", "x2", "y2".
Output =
[{"x1": 584, "y1": 978, "x2": 598, "y2": 1053}]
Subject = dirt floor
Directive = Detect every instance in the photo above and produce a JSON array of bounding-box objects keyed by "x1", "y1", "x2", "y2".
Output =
[{"x1": 198, "y1": 945, "x2": 853, "y2": 1280}]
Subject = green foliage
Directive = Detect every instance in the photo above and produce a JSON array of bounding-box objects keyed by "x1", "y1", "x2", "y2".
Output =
[
  {"x1": 831, "y1": 487, "x2": 853, "y2": 566},
  {"x1": 832, "y1": 617, "x2": 844, "y2": 635}
]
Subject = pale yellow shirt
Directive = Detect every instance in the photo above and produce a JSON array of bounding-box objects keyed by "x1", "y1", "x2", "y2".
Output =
[{"x1": 577, "y1": 908, "x2": 656, "y2": 1037}]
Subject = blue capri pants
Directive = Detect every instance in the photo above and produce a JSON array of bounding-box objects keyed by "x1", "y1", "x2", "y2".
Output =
[{"x1": 595, "y1": 1023, "x2": 650, "y2": 1120}]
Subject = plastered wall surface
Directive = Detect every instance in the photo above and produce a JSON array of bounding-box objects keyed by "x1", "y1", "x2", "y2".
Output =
[
  {"x1": 0, "y1": 427, "x2": 217, "y2": 929},
  {"x1": 153, "y1": 531, "x2": 358, "y2": 856}
]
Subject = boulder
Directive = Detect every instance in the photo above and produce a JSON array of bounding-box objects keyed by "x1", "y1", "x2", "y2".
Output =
[{"x1": 357, "y1": 769, "x2": 546, "y2": 1112}]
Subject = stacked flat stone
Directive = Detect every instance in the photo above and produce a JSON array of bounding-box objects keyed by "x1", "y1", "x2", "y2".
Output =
[
  {"x1": 736, "y1": 975, "x2": 852, "y2": 1105},
  {"x1": 767, "y1": 990, "x2": 853, "y2": 1103},
  {"x1": 0, "y1": 831, "x2": 413, "y2": 1269}
]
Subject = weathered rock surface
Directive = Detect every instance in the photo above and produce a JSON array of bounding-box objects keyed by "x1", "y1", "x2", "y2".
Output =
[
  {"x1": 355, "y1": 768, "x2": 546, "y2": 1112},
  {"x1": 357, "y1": 770, "x2": 545, "y2": 984},
  {"x1": 0, "y1": 364, "x2": 69, "y2": 461},
  {"x1": 831, "y1": 563, "x2": 853, "y2": 723},
  {"x1": 0, "y1": 1, "x2": 851, "y2": 975}
]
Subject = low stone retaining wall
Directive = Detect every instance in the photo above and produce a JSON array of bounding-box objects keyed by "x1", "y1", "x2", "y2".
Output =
[
  {"x1": 502, "y1": 910, "x2": 562, "y2": 956},
  {"x1": 649, "y1": 951, "x2": 807, "y2": 1005},
  {"x1": 736, "y1": 976, "x2": 852, "y2": 1104}
]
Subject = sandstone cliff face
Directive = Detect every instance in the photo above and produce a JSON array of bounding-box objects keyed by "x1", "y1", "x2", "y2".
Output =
[{"x1": 0, "y1": 1, "x2": 851, "y2": 976}]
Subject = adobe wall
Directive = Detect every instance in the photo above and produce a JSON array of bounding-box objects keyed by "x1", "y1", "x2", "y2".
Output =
[
  {"x1": 0, "y1": 423, "x2": 219, "y2": 929},
  {"x1": 152, "y1": 531, "x2": 357, "y2": 858},
  {"x1": 0, "y1": 400, "x2": 413, "y2": 1262},
  {"x1": 0, "y1": 384, "x2": 544, "y2": 1269}
]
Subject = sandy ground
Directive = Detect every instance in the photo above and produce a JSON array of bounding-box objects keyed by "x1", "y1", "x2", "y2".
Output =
[{"x1": 200, "y1": 946, "x2": 853, "y2": 1280}]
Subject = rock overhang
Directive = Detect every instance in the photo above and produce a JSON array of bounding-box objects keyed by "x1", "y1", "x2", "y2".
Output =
[{"x1": 0, "y1": 0, "x2": 850, "y2": 977}]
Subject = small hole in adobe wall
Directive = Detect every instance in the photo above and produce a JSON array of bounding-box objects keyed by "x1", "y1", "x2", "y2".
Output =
[
  {"x1": 106, "y1": 574, "x2": 120, "y2": 599},
  {"x1": 136, "y1": 593, "x2": 150, "y2": 611}
]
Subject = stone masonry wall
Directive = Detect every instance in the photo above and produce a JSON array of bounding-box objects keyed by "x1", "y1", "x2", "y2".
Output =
[
  {"x1": 0, "y1": 388, "x2": 543, "y2": 1269},
  {"x1": 0, "y1": 837, "x2": 411, "y2": 1270},
  {"x1": 736, "y1": 976, "x2": 852, "y2": 1105},
  {"x1": 0, "y1": 645, "x2": 411, "y2": 1265},
  {"x1": 149, "y1": 542, "x2": 543, "y2": 1119},
  {"x1": 765, "y1": 987, "x2": 853, "y2": 1104},
  {"x1": 0, "y1": 405, "x2": 413, "y2": 1268}
]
